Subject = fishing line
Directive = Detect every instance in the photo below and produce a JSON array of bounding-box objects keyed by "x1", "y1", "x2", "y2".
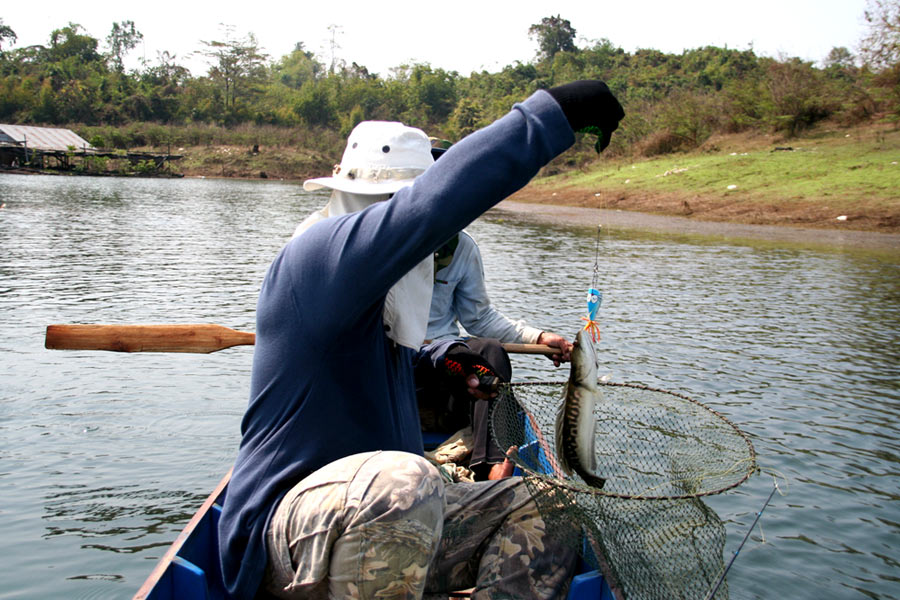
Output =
[
  {"x1": 490, "y1": 352, "x2": 759, "y2": 597},
  {"x1": 489, "y1": 222, "x2": 764, "y2": 599},
  {"x1": 591, "y1": 223, "x2": 602, "y2": 291},
  {"x1": 702, "y1": 477, "x2": 781, "y2": 600},
  {"x1": 582, "y1": 224, "x2": 603, "y2": 342}
]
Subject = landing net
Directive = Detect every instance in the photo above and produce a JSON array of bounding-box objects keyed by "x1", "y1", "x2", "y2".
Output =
[{"x1": 490, "y1": 381, "x2": 757, "y2": 599}]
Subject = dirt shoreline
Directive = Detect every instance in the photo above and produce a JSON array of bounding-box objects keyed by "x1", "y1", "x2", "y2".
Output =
[
  {"x1": 6, "y1": 165, "x2": 897, "y2": 252},
  {"x1": 492, "y1": 199, "x2": 900, "y2": 253}
]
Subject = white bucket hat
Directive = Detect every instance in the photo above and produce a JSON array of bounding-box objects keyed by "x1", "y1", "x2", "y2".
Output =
[{"x1": 303, "y1": 121, "x2": 434, "y2": 194}]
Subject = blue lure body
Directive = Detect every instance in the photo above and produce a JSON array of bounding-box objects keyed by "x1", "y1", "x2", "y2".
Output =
[{"x1": 581, "y1": 287, "x2": 602, "y2": 342}]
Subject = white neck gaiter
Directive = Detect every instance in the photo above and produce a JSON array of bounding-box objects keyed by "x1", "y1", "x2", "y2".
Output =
[{"x1": 293, "y1": 191, "x2": 433, "y2": 350}]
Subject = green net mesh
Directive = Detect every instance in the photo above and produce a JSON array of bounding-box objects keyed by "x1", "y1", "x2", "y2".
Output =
[{"x1": 490, "y1": 381, "x2": 757, "y2": 600}]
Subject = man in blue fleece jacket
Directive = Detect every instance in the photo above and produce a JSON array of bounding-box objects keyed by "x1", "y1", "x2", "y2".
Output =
[{"x1": 219, "y1": 81, "x2": 624, "y2": 599}]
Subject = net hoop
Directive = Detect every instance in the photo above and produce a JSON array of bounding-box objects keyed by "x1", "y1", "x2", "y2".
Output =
[{"x1": 491, "y1": 381, "x2": 757, "y2": 501}]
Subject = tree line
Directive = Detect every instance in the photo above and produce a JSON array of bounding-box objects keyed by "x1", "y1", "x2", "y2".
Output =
[{"x1": 0, "y1": 3, "x2": 897, "y2": 160}]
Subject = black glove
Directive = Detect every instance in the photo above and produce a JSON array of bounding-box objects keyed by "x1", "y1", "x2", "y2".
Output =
[
  {"x1": 547, "y1": 80, "x2": 625, "y2": 152},
  {"x1": 443, "y1": 345, "x2": 500, "y2": 395}
]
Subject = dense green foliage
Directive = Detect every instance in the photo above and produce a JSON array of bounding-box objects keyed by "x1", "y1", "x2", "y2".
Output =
[{"x1": 0, "y1": 12, "x2": 897, "y2": 160}]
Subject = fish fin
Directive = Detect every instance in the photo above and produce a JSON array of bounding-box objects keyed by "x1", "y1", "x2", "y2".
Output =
[
  {"x1": 574, "y1": 416, "x2": 605, "y2": 488},
  {"x1": 554, "y1": 394, "x2": 573, "y2": 476}
]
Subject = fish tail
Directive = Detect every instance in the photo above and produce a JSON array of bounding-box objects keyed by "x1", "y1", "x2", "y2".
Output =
[{"x1": 575, "y1": 468, "x2": 606, "y2": 489}]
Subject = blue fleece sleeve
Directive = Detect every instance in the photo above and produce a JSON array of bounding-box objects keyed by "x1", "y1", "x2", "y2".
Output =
[{"x1": 274, "y1": 90, "x2": 573, "y2": 349}]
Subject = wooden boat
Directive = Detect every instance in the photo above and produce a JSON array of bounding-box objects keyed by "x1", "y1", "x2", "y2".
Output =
[
  {"x1": 133, "y1": 468, "x2": 231, "y2": 600},
  {"x1": 133, "y1": 433, "x2": 614, "y2": 600}
]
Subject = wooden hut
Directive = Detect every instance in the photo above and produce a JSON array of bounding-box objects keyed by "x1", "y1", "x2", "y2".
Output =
[
  {"x1": 0, "y1": 124, "x2": 181, "y2": 174},
  {"x1": 0, "y1": 124, "x2": 93, "y2": 169}
]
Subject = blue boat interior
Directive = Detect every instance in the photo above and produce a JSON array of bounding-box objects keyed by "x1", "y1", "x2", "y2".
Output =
[{"x1": 145, "y1": 427, "x2": 613, "y2": 599}]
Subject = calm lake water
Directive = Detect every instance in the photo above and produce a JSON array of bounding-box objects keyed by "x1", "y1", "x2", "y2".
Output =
[{"x1": 1, "y1": 173, "x2": 898, "y2": 599}]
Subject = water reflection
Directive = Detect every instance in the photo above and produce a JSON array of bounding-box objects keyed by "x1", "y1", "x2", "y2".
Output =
[
  {"x1": 43, "y1": 482, "x2": 206, "y2": 552},
  {"x1": 469, "y1": 213, "x2": 900, "y2": 599},
  {"x1": 1, "y1": 174, "x2": 899, "y2": 599}
]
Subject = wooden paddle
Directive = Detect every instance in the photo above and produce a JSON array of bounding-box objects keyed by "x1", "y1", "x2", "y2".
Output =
[
  {"x1": 45, "y1": 324, "x2": 255, "y2": 354},
  {"x1": 44, "y1": 324, "x2": 561, "y2": 356}
]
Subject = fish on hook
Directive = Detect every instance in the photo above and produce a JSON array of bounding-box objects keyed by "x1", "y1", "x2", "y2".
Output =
[{"x1": 555, "y1": 329, "x2": 606, "y2": 488}]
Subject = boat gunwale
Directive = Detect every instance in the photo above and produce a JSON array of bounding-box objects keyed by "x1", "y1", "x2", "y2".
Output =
[{"x1": 132, "y1": 468, "x2": 233, "y2": 600}]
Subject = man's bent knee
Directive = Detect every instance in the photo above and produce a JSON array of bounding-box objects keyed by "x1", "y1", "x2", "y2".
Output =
[{"x1": 330, "y1": 452, "x2": 445, "y2": 598}]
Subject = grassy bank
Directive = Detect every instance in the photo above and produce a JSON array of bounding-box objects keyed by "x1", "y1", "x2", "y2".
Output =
[
  {"x1": 513, "y1": 122, "x2": 900, "y2": 232},
  {"x1": 174, "y1": 144, "x2": 334, "y2": 181},
  {"x1": 118, "y1": 120, "x2": 900, "y2": 233},
  {"x1": 74, "y1": 122, "x2": 344, "y2": 182}
]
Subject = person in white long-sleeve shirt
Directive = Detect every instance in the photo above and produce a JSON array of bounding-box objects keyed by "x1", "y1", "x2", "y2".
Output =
[
  {"x1": 428, "y1": 231, "x2": 549, "y2": 345},
  {"x1": 422, "y1": 227, "x2": 573, "y2": 479}
]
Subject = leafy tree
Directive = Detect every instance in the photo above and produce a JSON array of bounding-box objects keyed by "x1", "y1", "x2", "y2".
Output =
[
  {"x1": 0, "y1": 14, "x2": 891, "y2": 160},
  {"x1": 345, "y1": 62, "x2": 375, "y2": 80},
  {"x1": 106, "y1": 20, "x2": 143, "y2": 72},
  {"x1": 545, "y1": 49, "x2": 580, "y2": 85},
  {"x1": 294, "y1": 79, "x2": 336, "y2": 127},
  {"x1": 819, "y1": 48, "x2": 872, "y2": 123},
  {"x1": 407, "y1": 64, "x2": 458, "y2": 123},
  {"x1": 766, "y1": 58, "x2": 832, "y2": 135},
  {"x1": 26, "y1": 24, "x2": 110, "y2": 122},
  {"x1": 145, "y1": 50, "x2": 191, "y2": 86},
  {"x1": 860, "y1": 0, "x2": 900, "y2": 69},
  {"x1": 272, "y1": 43, "x2": 323, "y2": 88},
  {"x1": 34, "y1": 79, "x2": 60, "y2": 122},
  {"x1": 326, "y1": 24, "x2": 342, "y2": 74},
  {"x1": 199, "y1": 25, "x2": 269, "y2": 121},
  {"x1": 0, "y1": 19, "x2": 17, "y2": 52},
  {"x1": 654, "y1": 89, "x2": 719, "y2": 150},
  {"x1": 334, "y1": 74, "x2": 386, "y2": 118},
  {"x1": 0, "y1": 75, "x2": 31, "y2": 119},
  {"x1": 859, "y1": 0, "x2": 900, "y2": 120},
  {"x1": 825, "y1": 47, "x2": 856, "y2": 70},
  {"x1": 528, "y1": 15, "x2": 577, "y2": 62},
  {"x1": 681, "y1": 46, "x2": 760, "y2": 91},
  {"x1": 580, "y1": 38, "x2": 628, "y2": 80},
  {"x1": 449, "y1": 96, "x2": 483, "y2": 138},
  {"x1": 48, "y1": 23, "x2": 102, "y2": 64},
  {"x1": 625, "y1": 49, "x2": 684, "y2": 101}
]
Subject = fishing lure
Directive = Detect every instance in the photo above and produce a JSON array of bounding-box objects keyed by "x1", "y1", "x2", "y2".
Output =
[
  {"x1": 581, "y1": 287, "x2": 602, "y2": 343},
  {"x1": 580, "y1": 225, "x2": 604, "y2": 343}
]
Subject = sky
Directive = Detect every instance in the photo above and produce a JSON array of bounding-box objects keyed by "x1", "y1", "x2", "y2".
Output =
[{"x1": 2, "y1": 0, "x2": 871, "y2": 77}]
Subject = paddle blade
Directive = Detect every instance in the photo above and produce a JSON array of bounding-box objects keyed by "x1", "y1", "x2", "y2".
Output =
[{"x1": 44, "y1": 324, "x2": 256, "y2": 354}]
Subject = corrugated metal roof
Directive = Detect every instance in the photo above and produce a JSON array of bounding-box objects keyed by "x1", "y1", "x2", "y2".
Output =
[{"x1": 0, "y1": 125, "x2": 92, "y2": 151}]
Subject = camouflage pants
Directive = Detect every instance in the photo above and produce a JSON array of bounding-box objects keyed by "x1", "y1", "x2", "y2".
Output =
[{"x1": 264, "y1": 451, "x2": 576, "y2": 600}]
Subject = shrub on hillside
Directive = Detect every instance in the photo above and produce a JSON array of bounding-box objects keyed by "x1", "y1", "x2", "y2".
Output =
[
  {"x1": 640, "y1": 130, "x2": 690, "y2": 156},
  {"x1": 766, "y1": 59, "x2": 835, "y2": 136}
]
